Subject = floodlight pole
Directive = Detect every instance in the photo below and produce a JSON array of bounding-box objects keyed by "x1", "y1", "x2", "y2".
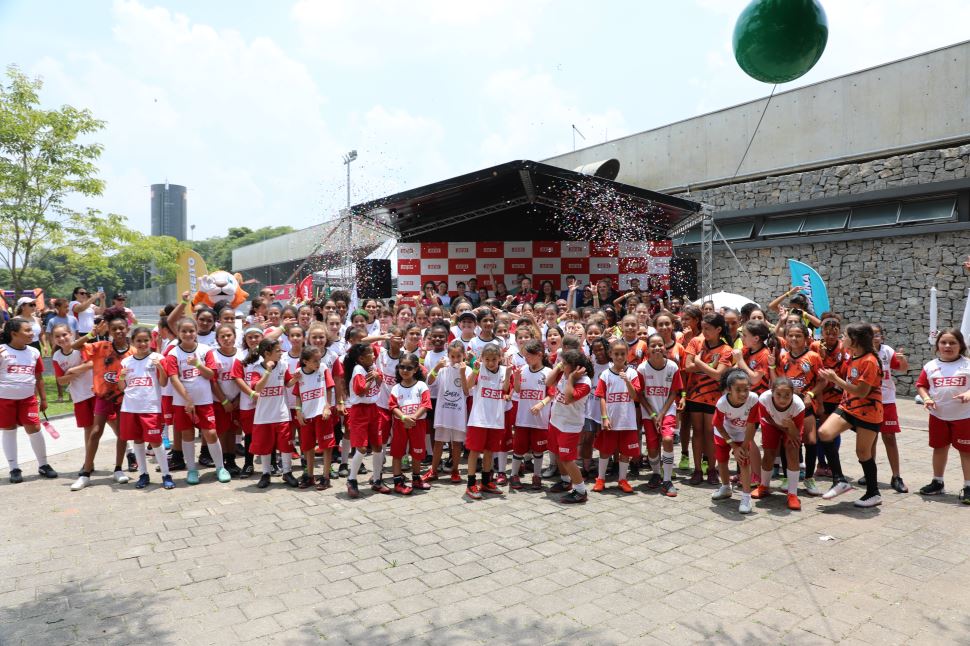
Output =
[
  {"x1": 700, "y1": 206, "x2": 714, "y2": 300},
  {"x1": 343, "y1": 151, "x2": 358, "y2": 286}
]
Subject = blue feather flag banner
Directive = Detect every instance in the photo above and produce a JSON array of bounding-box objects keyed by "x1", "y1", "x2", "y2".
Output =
[{"x1": 787, "y1": 259, "x2": 830, "y2": 320}]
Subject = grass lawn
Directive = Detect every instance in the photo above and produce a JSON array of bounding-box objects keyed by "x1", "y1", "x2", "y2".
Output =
[{"x1": 43, "y1": 380, "x2": 77, "y2": 418}]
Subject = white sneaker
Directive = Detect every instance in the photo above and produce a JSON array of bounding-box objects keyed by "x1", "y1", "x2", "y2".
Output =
[
  {"x1": 803, "y1": 478, "x2": 822, "y2": 496},
  {"x1": 541, "y1": 466, "x2": 558, "y2": 478},
  {"x1": 70, "y1": 475, "x2": 90, "y2": 491},
  {"x1": 113, "y1": 470, "x2": 130, "y2": 484},
  {"x1": 738, "y1": 498, "x2": 752, "y2": 514},
  {"x1": 822, "y1": 480, "x2": 853, "y2": 500},
  {"x1": 853, "y1": 494, "x2": 882, "y2": 508},
  {"x1": 711, "y1": 484, "x2": 733, "y2": 501}
]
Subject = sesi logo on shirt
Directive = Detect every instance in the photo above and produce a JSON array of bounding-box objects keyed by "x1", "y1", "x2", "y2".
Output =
[
  {"x1": 934, "y1": 376, "x2": 967, "y2": 387},
  {"x1": 6, "y1": 365, "x2": 35, "y2": 375},
  {"x1": 128, "y1": 376, "x2": 153, "y2": 387},
  {"x1": 261, "y1": 385, "x2": 283, "y2": 397}
]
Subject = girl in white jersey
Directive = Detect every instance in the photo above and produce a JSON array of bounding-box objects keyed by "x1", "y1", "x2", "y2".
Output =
[
  {"x1": 246, "y1": 339, "x2": 299, "y2": 489},
  {"x1": 388, "y1": 353, "x2": 432, "y2": 494},
  {"x1": 118, "y1": 327, "x2": 171, "y2": 489},
  {"x1": 293, "y1": 346, "x2": 335, "y2": 490},
  {"x1": 754, "y1": 377, "x2": 806, "y2": 510},
  {"x1": 422, "y1": 322, "x2": 450, "y2": 469},
  {"x1": 464, "y1": 343, "x2": 511, "y2": 500},
  {"x1": 915, "y1": 329, "x2": 970, "y2": 503},
  {"x1": 711, "y1": 369, "x2": 760, "y2": 514},
  {"x1": 637, "y1": 334, "x2": 683, "y2": 498},
  {"x1": 233, "y1": 326, "x2": 265, "y2": 478},
  {"x1": 283, "y1": 325, "x2": 305, "y2": 464},
  {"x1": 211, "y1": 324, "x2": 243, "y2": 477},
  {"x1": 0, "y1": 318, "x2": 56, "y2": 483},
  {"x1": 582, "y1": 337, "x2": 611, "y2": 481},
  {"x1": 541, "y1": 349, "x2": 593, "y2": 504},
  {"x1": 343, "y1": 343, "x2": 384, "y2": 498},
  {"x1": 593, "y1": 340, "x2": 642, "y2": 494},
  {"x1": 425, "y1": 341, "x2": 471, "y2": 484},
  {"x1": 510, "y1": 339, "x2": 552, "y2": 491},
  {"x1": 163, "y1": 318, "x2": 224, "y2": 486},
  {"x1": 863, "y1": 324, "x2": 910, "y2": 493},
  {"x1": 50, "y1": 323, "x2": 95, "y2": 454}
]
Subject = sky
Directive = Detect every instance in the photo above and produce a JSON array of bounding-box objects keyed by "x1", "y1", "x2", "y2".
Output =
[{"x1": 1, "y1": 0, "x2": 969, "y2": 240}]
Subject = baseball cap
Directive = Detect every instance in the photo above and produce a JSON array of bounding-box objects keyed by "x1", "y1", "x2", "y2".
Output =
[
  {"x1": 457, "y1": 312, "x2": 477, "y2": 323},
  {"x1": 16, "y1": 296, "x2": 35, "y2": 307}
]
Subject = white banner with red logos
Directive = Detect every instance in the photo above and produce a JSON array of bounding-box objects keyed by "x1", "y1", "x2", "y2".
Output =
[
  {"x1": 265, "y1": 283, "x2": 296, "y2": 300},
  {"x1": 396, "y1": 240, "x2": 672, "y2": 295}
]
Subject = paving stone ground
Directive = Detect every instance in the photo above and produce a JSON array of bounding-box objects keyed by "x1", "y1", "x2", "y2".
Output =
[{"x1": 2, "y1": 400, "x2": 970, "y2": 645}]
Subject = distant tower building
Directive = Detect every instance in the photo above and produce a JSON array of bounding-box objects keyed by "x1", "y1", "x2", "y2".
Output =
[{"x1": 150, "y1": 183, "x2": 187, "y2": 240}]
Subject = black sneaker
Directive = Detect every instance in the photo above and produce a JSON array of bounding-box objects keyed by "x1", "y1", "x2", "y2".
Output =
[
  {"x1": 256, "y1": 473, "x2": 271, "y2": 489},
  {"x1": 38, "y1": 464, "x2": 58, "y2": 479},
  {"x1": 198, "y1": 449, "x2": 214, "y2": 468},
  {"x1": 421, "y1": 455, "x2": 433, "y2": 466},
  {"x1": 282, "y1": 472, "x2": 299, "y2": 488},
  {"x1": 9, "y1": 468, "x2": 23, "y2": 484},
  {"x1": 235, "y1": 443, "x2": 246, "y2": 456},
  {"x1": 549, "y1": 479, "x2": 571, "y2": 493},
  {"x1": 890, "y1": 476, "x2": 908, "y2": 493},
  {"x1": 560, "y1": 489, "x2": 587, "y2": 504},
  {"x1": 298, "y1": 474, "x2": 313, "y2": 489},
  {"x1": 347, "y1": 479, "x2": 360, "y2": 498},
  {"x1": 168, "y1": 452, "x2": 187, "y2": 471},
  {"x1": 135, "y1": 473, "x2": 150, "y2": 489},
  {"x1": 270, "y1": 464, "x2": 283, "y2": 477},
  {"x1": 962, "y1": 486, "x2": 970, "y2": 505},
  {"x1": 337, "y1": 463, "x2": 349, "y2": 478},
  {"x1": 224, "y1": 459, "x2": 241, "y2": 477},
  {"x1": 919, "y1": 479, "x2": 944, "y2": 496},
  {"x1": 646, "y1": 472, "x2": 662, "y2": 489},
  {"x1": 240, "y1": 462, "x2": 254, "y2": 479},
  {"x1": 628, "y1": 462, "x2": 640, "y2": 478},
  {"x1": 358, "y1": 464, "x2": 368, "y2": 476},
  {"x1": 126, "y1": 451, "x2": 138, "y2": 472}
]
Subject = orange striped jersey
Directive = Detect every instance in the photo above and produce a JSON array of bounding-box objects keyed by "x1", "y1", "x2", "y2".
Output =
[
  {"x1": 839, "y1": 353, "x2": 883, "y2": 424},
  {"x1": 741, "y1": 346, "x2": 772, "y2": 394},
  {"x1": 685, "y1": 337, "x2": 734, "y2": 406},
  {"x1": 810, "y1": 339, "x2": 849, "y2": 404},
  {"x1": 778, "y1": 349, "x2": 823, "y2": 413},
  {"x1": 666, "y1": 340, "x2": 686, "y2": 370}
]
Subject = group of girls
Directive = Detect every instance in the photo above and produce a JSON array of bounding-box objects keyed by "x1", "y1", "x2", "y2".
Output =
[{"x1": 5, "y1": 284, "x2": 970, "y2": 513}]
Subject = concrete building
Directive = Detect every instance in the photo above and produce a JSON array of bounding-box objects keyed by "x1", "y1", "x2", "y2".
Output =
[
  {"x1": 150, "y1": 183, "x2": 187, "y2": 240},
  {"x1": 543, "y1": 41, "x2": 970, "y2": 394}
]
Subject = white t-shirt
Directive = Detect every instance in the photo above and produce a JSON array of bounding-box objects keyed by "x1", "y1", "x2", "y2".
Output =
[
  {"x1": 70, "y1": 301, "x2": 96, "y2": 334},
  {"x1": 916, "y1": 357, "x2": 970, "y2": 421},
  {"x1": 376, "y1": 348, "x2": 402, "y2": 409},
  {"x1": 637, "y1": 359, "x2": 682, "y2": 419},
  {"x1": 197, "y1": 330, "x2": 217, "y2": 347},
  {"x1": 550, "y1": 375, "x2": 592, "y2": 433},
  {"x1": 163, "y1": 343, "x2": 217, "y2": 406},
  {"x1": 235, "y1": 357, "x2": 262, "y2": 412},
  {"x1": 467, "y1": 366, "x2": 507, "y2": 429},
  {"x1": 877, "y1": 344, "x2": 901, "y2": 405},
  {"x1": 713, "y1": 392, "x2": 760, "y2": 443},
  {"x1": 294, "y1": 368, "x2": 332, "y2": 419},
  {"x1": 347, "y1": 364, "x2": 381, "y2": 406},
  {"x1": 757, "y1": 390, "x2": 806, "y2": 429},
  {"x1": 159, "y1": 339, "x2": 177, "y2": 397},
  {"x1": 389, "y1": 381, "x2": 431, "y2": 420},
  {"x1": 0, "y1": 344, "x2": 42, "y2": 400},
  {"x1": 212, "y1": 349, "x2": 242, "y2": 402},
  {"x1": 595, "y1": 366, "x2": 641, "y2": 431},
  {"x1": 283, "y1": 351, "x2": 302, "y2": 409},
  {"x1": 468, "y1": 335, "x2": 505, "y2": 357},
  {"x1": 585, "y1": 359, "x2": 611, "y2": 421},
  {"x1": 423, "y1": 348, "x2": 448, "y2": 399},
  {"x1": 253, "y1": 361, "x2": 291, "y2": 424},
  {"x1": 434, "y1": 365, "x2": 472, "y2": 430},
  {"x1": 515, "y1": 366, "x2": 553, "y2": 429},
  {"x1": 51, "y1": 348, "x2": 94, "y2": 404},
  {"x1": 120, "y1": 353, "x2": 164, "y2": 414}
]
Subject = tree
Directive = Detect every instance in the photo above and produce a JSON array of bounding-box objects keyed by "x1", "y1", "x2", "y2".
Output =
[{"x1": 0, "y1": 65, "x2": 114, "y2": 294}]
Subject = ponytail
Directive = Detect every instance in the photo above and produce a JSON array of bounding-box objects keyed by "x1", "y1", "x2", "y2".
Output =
[{"x1": 0, "y1": 318, "x2": 30, "y2": 345}]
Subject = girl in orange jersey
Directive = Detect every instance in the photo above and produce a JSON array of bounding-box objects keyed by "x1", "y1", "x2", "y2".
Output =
[
  {"x1": 817, "y1": 322, "x2": 885, "y2": 508},
  {"x1": 675, "y1": 306, "x2": 702, "y2": 471},
  {"x1": 732, "y1": 320, "x2": 774, "y2": 487},
  {"x1": 810, "y1": 316, "x2": 847, "y2": 478},
  {"x1": 684, "y1": 313, "x2": 734, "y2": 486}
]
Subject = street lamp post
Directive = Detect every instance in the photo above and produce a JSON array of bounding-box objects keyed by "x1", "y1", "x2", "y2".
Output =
[
  {"x1": 343, "y1": 151, "x2": 357, "y2": 288},
  {"x1": 190, "y1": 224, "x2": 196, "y2": 241}
]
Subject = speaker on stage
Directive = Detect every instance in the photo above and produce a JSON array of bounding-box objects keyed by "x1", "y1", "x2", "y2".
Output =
[
  {"x1": 670, "y1": 257, "x2": 697, "y2": 300},
  {"x1": 356, "y1": 259, "x2": 392, "y2": 299}
]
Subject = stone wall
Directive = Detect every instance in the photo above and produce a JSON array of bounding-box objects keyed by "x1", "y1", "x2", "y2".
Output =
[{"x1": 670, "y1": 144, "x2": 970, "y2": 395}]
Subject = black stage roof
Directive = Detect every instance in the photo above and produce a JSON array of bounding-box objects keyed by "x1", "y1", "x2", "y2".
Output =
[{"x1": 350, "y1": 160, "x2": 701, "y2": 243}]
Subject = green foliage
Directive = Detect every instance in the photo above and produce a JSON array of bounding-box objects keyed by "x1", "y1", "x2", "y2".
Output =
[{"x1": 191, "y1": 225, "x2": 294, "y2": 271}]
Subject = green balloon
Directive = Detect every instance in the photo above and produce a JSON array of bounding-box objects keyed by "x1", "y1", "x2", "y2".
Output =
[{"x1": 733, "y1": 0, "x2": 828, "y2": 84}]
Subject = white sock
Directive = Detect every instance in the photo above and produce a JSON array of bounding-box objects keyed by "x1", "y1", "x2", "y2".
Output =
[
  {"x1": 573, "y1": 481, "x2": 587, "y2": 494},
  {"x1": 774, "y1": 456, "x2": 781, "y2": 466},
  {"x1": 340, "y1": 438, "x2": 351, "y2": 463},
  {"x1": 350, "y1": 450, "x2": 364, "y2": 480},
  {"x1": 281, "y1": 452, "x2": 293, "y2": 473},
  {"x1": 133, "y1": 443, "x2": 148, "y2": 474},
  {"x1": 762, "y1": 469, "x2": 772, "y2": 486},
  {"x1": 2, "y1": 429, "x2": 17, "y2": 470},
  {"x1": 261, "y1": 455, "x2": 272, "y2": 474},
  {"x1": 510, "y1": 455, "x2": 522, "y2": 476},
  {"x1": 649, "y1": 455, "x2": 661, "y2": 472},
  {"x1": 787, "y1": 470, "x2": 800, "y2": 495},
  {"x1": 236, "y1": 433, "x2": 243, "y2": 444},
  {"x1": 207, "y1": 442, "x2": 224, "y2": 469},
  {"x1": 598, "y1": 458, "x2": 609, "y2": 479},
  {"x1": 155, "y1": 445, "x2": 170, "y2": 476},
  {"x1": 497, "y1": 452, "x2": 507, "y2": 473},
  {"x1": 533, "y1": 452, "x2": 543, "y2": 476},
  {"x1": 28, "y1": 431, "x2": 47, "y2": 465},
  {"x1": 182, "y1": 441, "x2": 197, "y2": 470},
  {"x1": 742, "y1": 492, "x2": 751, "y2": 503},
  {"x1": 934, "y1": 476, "x2": 944, "y2": 483},
  {"x1": 618, "y1": 460, "x2": 629, "y2": 481},
  {"x1": 661, "y1": 450, "x2": 674, "y2": 482},
  {"x1": 372, "y1": 451, "x2": 383, "y2": 480}
]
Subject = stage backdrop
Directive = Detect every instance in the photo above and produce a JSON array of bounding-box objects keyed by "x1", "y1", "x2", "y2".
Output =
[{"x1": 396, "y1": 240, "x2": 672, "y2": 295}]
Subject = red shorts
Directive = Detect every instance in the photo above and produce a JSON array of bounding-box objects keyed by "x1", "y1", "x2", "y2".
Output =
[
  {"x1": 73, "y1": 397, "x2": 95, "y2": 428},
  {"x1": 119, "y1": 412, "x2": 163, "y2": 443},
  {"x1": 502, "y1": 404, "x2": 517, "y2": 452},
  {"x1": 172, "y1": 403, "x2": 217, "y2": 431},
  {"x1": 929, "y1": 416, "x2": 970, "y2": 453},
  {"x1": 0, "y1": 396, "x2": 39, "y2": 429},
  {"x1": 348, "y1": 403, "x2": 383, "y2": 449},
  {"x1": 594, "y1": 429, "x2": 641, "y2": 458},
  {"x1": 643, "y1": 415, "x2": 677, "y2": 454},
  {"x1": 512, "y1": 426, "x2": 548, "y2": 455},
  {"x1": 238, "y1": 408, "x2": 255, "y2": 435},
  {"x1": 93, "y1": 395, "x2": 121, "y2": 420},
  {"x1": 466, "y1": 425, "x2": 505, "y2": 453},
  {"x1": 390, "y1": 420, "x2": 428, "y2": 459},
  {"x1": 213, "y1": 403, "x2": 239, "y2": 433},
  {"x1": 298, "y1": 415, "x2": 336, "y2": 452},
  {"x1": 760, "y1": 421, "x2": 800, "y2": 451},
  {"x1": 714, "y1": 433, "x2": 755, "y2": 463},
  {"x1": 377, "y1": 406, "x2": 392, "y2": 442},
  {"x1": 250, "y1": 421, "x2": 293, "y2": 455},
  {"x1": 548, "y1": 424, "x2": 581, "y2": 461},
  {"x1": 161, "y1": 395, "x2": 173, "y2": 425},
  {"x1": 880, "y1": 403, "x2": 899, "y2": 434}
]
